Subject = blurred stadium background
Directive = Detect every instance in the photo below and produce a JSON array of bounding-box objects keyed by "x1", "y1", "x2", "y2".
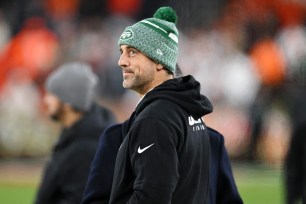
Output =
[{"x1": 0, "y1": 0, "x2": 305, "y2": 203}]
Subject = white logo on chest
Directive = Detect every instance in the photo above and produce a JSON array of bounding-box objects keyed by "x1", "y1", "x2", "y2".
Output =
[{"x1": 188, "y1": 116, "x2": 205, "y2": 131}]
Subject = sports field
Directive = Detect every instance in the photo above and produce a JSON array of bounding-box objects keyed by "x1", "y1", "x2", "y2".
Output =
[
  {"x1": 0, "y1": 160, "x2": 284, "y2": 204},
  {"x1": 235, "y1": 163, "x2": 284, "y2": 204}
]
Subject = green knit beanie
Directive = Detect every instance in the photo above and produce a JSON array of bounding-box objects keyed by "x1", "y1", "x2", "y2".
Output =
[{"x1": 118, "y1": 7, "x2": 179, "y2": 73}]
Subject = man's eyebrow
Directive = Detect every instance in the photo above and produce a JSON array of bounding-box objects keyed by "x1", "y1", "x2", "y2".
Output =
[
  {"x1": 127, "y1": 46, "x2": 138, "y2": 50},
  {"x1": 119, "y1": 46, "x2": 138, "y2": 52}
]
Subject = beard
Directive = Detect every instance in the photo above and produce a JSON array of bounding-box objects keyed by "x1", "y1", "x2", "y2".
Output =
[{"x1": 122, "y1": 69, "x2": 155, "y2": 94}]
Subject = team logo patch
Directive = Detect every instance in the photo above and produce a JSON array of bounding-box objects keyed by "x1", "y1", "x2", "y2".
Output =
[
  {"x1": 120, "y1": 29, "x2": 134, "y2": 40},
  {"x1": 188, "y1": 116, "x2": 205, "y2": 131}
]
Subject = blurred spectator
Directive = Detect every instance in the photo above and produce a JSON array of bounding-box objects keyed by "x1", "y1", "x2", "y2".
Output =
[
  {"x1": 78, "y1": 0, "x2": 108, "y2": 20},
  {"x1": 285, "y1": 124, "x2": 306, "y2": 204},
  {"x1": 168, "y1": 0, "x2": 228, "y2": 31},
  {"x1": 107, "y1": 0, "x2": 141, "y2": 18},
  {"x1": 273, "y1": 0, "x2": 306, "y2": 28},
  {"x1": 250, "y1": 39, "x2": 285, "y2": 87},
  {"x1": 277, "y1": 25, "x2": 306, "y2": 80},
  {"x1": 35, "y1": 62, "x2": 116, "y2": 204},
  {"x1": 284, "y1": 86, "x2": 306, "y2": 204},
  {"x1": 0, "y1": 16, "x2": 59, "y2": 93},
  {"x1": 0, "y1": 70, "x2": 56, "y2": 157},
  {"x1": 0, "y1": 15, "x2": 59, "y2": 157},
  {"x1": 247, "y1": 38, "x2": 287, "y2": 161},
  {"x1": 44, "y1": 0, "x2": 79, "y2": 20},
  {"x1": 283, "y1": 27, "x2": 306, "y2": 203}
]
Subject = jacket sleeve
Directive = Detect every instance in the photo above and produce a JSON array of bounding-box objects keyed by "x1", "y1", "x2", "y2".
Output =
[
  {"x1": 82, "y1": 124, "x2": 124, "y2": 204},
  {"x1": 128, "y1": 118, "x2": 180, "y2": 204}
]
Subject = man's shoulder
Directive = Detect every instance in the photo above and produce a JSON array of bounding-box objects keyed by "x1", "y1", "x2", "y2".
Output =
[
  {"x1": 140, "y1": 98, "x2": 185, "y2": 118},
  {"x1": 103, "y1": 123, "x2": 124, "y2": 135},
  {"x1": 94, "y1": 103, "x2": 116, "y2": 122},
  {"x1": 207, "y1": 127, "x2": 223, "y2": 138},
  {"x1": 99, "y1": 122, "x2": 127, "y2": 145},
  {"x1": 207, "y1": 127, "x2": 225, "y2": 145}
]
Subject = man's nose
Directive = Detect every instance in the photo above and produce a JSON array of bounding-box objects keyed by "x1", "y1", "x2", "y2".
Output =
[{"x1": 118, "y1": 53, "x2": 129, "y2": 67}]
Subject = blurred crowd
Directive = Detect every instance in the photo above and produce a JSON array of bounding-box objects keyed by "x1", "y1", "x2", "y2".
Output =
[{"x1": 0, "y1": 0, "x2": 305, "y2": 165}]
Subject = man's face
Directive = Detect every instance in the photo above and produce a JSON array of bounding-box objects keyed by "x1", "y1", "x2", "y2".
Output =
[
  {"x1": 43, "y1": 92, "x2": 63, "y2": 121},
  {"x1": 118, "y1": 45, "x2": 159, "y2": 95}
]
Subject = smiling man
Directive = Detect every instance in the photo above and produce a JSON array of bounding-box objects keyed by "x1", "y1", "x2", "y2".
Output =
[{"x1": 109, "y1": 7, "x2": 213, "y2": 204}]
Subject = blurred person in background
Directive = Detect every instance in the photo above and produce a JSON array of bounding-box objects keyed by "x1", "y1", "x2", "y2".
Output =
[
  {"x1": 283, "y1": 57, "x2": 306, "y2": 204},
  {"x1": 34, "y1": 62, "x2": 116, "y2": 204},
  {"x1": 284, "y1": 93, "x2": 306, "y2": 204},
  {"x1": 0, "y1": 14, "x2": 60, "y2": 157},
  {"x1": 0, "y1": 16, "x2": 59, "y2": 94}
]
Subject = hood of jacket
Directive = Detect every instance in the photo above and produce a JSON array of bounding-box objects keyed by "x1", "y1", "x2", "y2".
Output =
[{"x1": 135, "y1": 75, "x2": 213, "y2": 120}]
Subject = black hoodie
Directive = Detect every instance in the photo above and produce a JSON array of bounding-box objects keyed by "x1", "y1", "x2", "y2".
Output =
[
  {"x1": 109, "y1": 75, "x2": 213, "y2": 204},
  {"x1": 35, "y1": 104, "x2": 115, "y2": 204}
]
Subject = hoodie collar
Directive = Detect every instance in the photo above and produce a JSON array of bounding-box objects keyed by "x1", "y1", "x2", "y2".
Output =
[{"x1": 135, "y1": 75, "x2": 213, "y2": 119}]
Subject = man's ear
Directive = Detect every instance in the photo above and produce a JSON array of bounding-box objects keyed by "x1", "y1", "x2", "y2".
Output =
[
  {"x1": 62, "y1": 102, "x2": 72, "y2": 112},
  {"x1": 156, "y1": 63, "x2": 164, "y2": 71}
]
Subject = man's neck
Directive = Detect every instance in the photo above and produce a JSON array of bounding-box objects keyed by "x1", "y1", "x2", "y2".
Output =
[
  {"x1": 139, "y1": 74, "x2": 173, "y2": 97},
  {"x1": 62, "y1": 111, "x2": 84, "y2": 128}
]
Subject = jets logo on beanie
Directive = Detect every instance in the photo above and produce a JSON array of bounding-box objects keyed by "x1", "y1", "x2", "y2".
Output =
[{"x1": 118, "y1": 7, "x2": 179, "y2": 73}]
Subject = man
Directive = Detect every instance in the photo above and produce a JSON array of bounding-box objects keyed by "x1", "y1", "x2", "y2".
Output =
[
  {"x1": 35, "y1": 62, "x2": 116, "y2": 204},
  {"x1": 109, "y1": 7, "x2": 213, "y2": 203},
  {"x1": 82, "y1": 63, "x2": 243, "y2": 204}
]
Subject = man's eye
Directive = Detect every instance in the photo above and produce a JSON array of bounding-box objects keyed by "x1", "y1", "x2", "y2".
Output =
[{"x1": 129, "y1": 49, "x2": 137, "y2": 55}]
